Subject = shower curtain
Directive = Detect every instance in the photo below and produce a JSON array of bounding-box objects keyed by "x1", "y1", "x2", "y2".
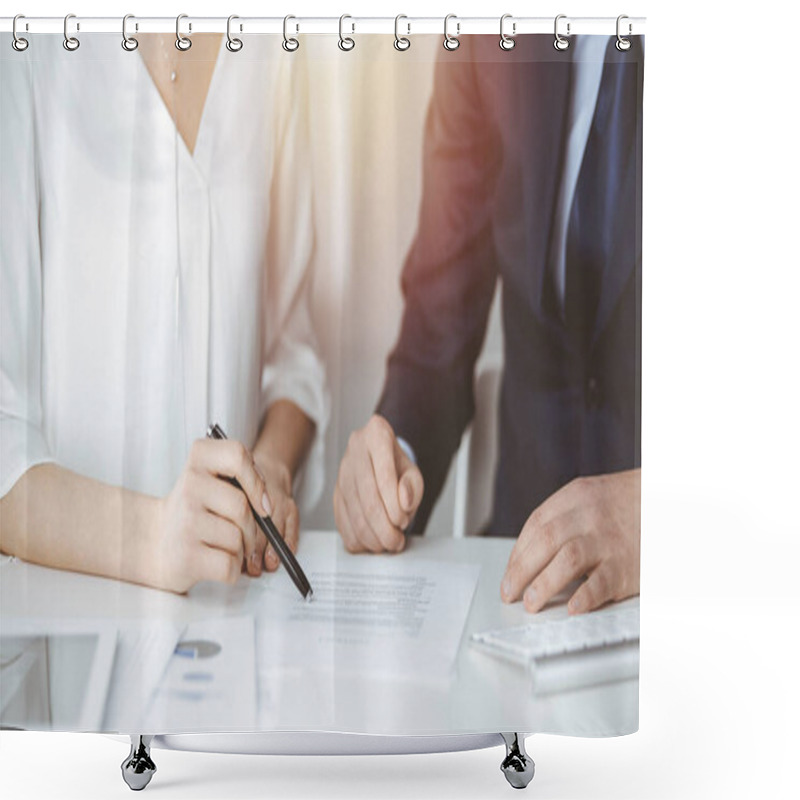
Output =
[{"x1": 1, "y1": 22, "x2": 643, "y2": 741}]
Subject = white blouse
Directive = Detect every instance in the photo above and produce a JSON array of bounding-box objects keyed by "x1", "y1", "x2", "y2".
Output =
[{"x1": 0, "y1": 35, "x2": 328, "y2": 509}]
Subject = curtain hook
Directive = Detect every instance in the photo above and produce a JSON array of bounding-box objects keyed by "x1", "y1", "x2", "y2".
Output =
[
  {"x1": 283, "y1": 15, "x2": 299, "y2": 52},
  {"x1": 499, "y1": 14, "x2": 516, "y2": 51},
  {"x1": 338, "y1": 14, "x2": 355, "y2": 51},
  {"x1": 443, "y1": 14, "x2": 460, "y2": 51},
  {"x1": 176, "y1": 13, "x2": 192, "y2": 51},
  {"x1": 12, "y1": 14, "x2": 29, "y2": 52},
  {"x1": 63, "y1": 13, "x2": 80, "y2": 51},
  {"x1": 616, "y1": 14, "x2": 632, "y2": 51},
  {"x1": 554, "y1": 14, "x2": 570, "y2": 51},
  {"x1": 394, "y1": 14, "x2": 410, "y2": 51},
  {"x1": 226, "y1": 14, "x2": 243, "y2": 52},
  {"x1": 122, "y1": 14, "x2": 138, "y2": 51}
]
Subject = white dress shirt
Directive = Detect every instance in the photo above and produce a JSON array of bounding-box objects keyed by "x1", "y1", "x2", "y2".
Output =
[
  {"x1": 550, "y1": 35, "x2": 608, "y2": 312},
  {"x1": 0, "y1": 35, "x2": 328, "y2": 509}
]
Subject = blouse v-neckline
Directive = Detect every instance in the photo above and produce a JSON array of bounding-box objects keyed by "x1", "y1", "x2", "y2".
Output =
[{"x1": 137, "y1": 34, "x2": 226, "y2": 166}]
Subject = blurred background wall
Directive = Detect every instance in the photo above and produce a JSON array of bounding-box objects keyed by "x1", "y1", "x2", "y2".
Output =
[{"x1": 300, "y1": 35, "x2": 503, "y2": 536}]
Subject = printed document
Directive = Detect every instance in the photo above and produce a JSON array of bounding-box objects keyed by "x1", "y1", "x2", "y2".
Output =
[{"x1": 253, "y1": 556, "x2": 480, "y2": 679}]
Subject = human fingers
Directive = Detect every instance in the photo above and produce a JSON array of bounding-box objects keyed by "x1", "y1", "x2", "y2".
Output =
[
  {"x1": 501, "y1": 506, "x2": 584, "y2": 603},
  {"x1": 334, "y1": 438, "x2": 385, "y2": 553},
  {"x1": 189, "y1": 438, "x2": 270, "y2": 517},
  {"x1": 192, "y1": 545, "x2": 241, "y2": 587},
  {"x1": 338, "y1": 464, "x2": 384, "y2": 553},
  {"x1": 366, "y1": 416, "x2": 408, "y2": 529},
  {"x1": 334, "y1": 487, "x2": 367, "y2": 553},
  {"x1": 262, "y1": 496, "x2": 300, "y2": 572},
  {"x1": 355, "y1": 460, "x2": 405, "y2": 552},
  {"x1": 503, "y1": 477, "x2": 595, "y2": 584},
  {"x1": 521, "y1": 535, "x2": 599, "y2": 613},
  {"x1": 199, "y1": 474, "x2": 259, "y2": 568},
  {"x1": 333, "y1": 483, "x2": 366, "y2": 554},
  {"x1": 567, "y1": 564, "x2": 617, "y2": 615},
  {"x1": 195, "y1": 509, "x2": 246, "y2": 558},
  {"x1": 396, "y1": 456, "x2": 424, "y2": 520}
]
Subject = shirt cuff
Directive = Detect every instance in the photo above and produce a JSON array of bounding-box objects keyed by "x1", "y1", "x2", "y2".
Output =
[{"x1": 396, "y1": 436, "x2": 417, "y2": 466}]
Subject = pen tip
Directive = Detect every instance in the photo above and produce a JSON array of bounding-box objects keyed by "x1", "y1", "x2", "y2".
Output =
[{"x1": 305, "y1": 589, "x2": 313, "y2": 603}]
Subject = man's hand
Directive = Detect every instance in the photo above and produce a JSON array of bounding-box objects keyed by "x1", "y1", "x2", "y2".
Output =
[
  {"x1": 501, "y1": 469, "x2": 641, "y2": 615},
  {"x1": 333, "y1": 415, "x2": 424, "y2": 553}
]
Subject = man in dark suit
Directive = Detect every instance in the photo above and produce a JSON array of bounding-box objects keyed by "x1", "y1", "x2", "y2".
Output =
[{"x1": 334, "y1": 34, "x2": 643, "y2": 615}]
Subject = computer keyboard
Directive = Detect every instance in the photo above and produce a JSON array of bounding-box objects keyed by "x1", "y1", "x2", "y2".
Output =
[{"x1": 471, "y1": 601, "x2": 640, "y2": 666}]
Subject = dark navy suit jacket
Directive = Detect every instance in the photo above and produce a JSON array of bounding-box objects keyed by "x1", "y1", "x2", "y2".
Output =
[{"x1": 377, "y1": 35, "x2": 643, "y2": 536}]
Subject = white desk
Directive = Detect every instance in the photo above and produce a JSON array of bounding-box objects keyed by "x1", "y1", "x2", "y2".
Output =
[{"x1": 1, "y1": 532, "x2": 637, "y2": 737}]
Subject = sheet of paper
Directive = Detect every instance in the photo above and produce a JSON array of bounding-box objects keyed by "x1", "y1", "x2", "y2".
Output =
[
  {"x1": 142, "y1": 615, "x2": 256, "y2": 731},
  {"x1": 102, "y1": 619, "x2": 185, "y2": 731},
  {"x1": 253, "y1": 557, "x2": 481, "y2": 681}
]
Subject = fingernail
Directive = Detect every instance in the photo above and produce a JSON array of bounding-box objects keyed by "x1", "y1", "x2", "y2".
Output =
[
  {"x1": 568, "y1": 598, "x2": 582, "y2": 615},
  {"x1": 394, "y1": 536, "x2": 406, "y2": 553},
  {"x1": 523, "y1": 586, "x2": 537, "y2": 609},
  {"x1": 267, "y1": 549, "x2": 278, "y2": 567},
  {"x1": 501, "y1": 577, "x2": 512, "y2": 601},
  {"x1": 262, "y1": 493, "x2": 271, "y2": 515}
]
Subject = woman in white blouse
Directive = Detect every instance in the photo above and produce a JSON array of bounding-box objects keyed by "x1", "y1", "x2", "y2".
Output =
[{"x1": 0, "y1": 34, "x2": 328, "y2": 593}]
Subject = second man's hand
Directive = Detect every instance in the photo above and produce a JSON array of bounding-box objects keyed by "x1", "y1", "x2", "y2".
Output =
[
  {"x1": 501, "y1": 469, "x2": 641, "y2": 615},
  {"x1": 333, "y1": 414, "x2": 424, "y2": 553}
]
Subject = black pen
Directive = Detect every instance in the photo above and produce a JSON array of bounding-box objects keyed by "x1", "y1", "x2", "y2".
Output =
[{"x1": 206, "y1": 423, "x2": 313, "y2": 601}]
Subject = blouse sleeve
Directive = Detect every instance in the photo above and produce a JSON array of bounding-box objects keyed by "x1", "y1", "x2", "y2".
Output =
[
  {"x1": 0, "y1": 55, "x2": 55, "y2": 499},
  {"x1": 260, "y1": 54, "x2": 329, "y2": 512}
]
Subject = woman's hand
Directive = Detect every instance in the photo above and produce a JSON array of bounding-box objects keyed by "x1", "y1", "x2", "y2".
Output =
[
  {"x1": 151, "y1": 438, "x2": 271, "y2": 594},
  {"x1": 252, "y1": 450, "x2": 299, "y2": 572}
]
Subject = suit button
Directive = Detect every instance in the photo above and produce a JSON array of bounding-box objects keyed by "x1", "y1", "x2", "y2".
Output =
[{"x1": 586, "y1": 376, "x2": 601, "y2": 407}]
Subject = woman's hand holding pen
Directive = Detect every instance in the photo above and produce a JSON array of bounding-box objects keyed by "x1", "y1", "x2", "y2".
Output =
[
  {"x1": 252, "y1": 450, "x2": 300, "y2": 573},
  {"x1": 152, "y1": 438, "x2": 271, "y2": 593}
]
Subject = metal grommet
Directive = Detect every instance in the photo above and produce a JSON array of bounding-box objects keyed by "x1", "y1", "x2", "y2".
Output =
[
  {"x1": 443, "y1": 14, "x2": 460, "y2": 51},
  {"x1": 394, "y1": 14, "x2": 410, "y2": 51},
  {"x1": 12, "y1": 14, "x2": 29, "y2": 52},
  {"x1": 282, "y1": 15, "x2": 299, "y2": 52},
  {"x1": 121, "y1": 14, "x2": 138, "y2": 51},
  {"x1": 553, "y1": 14, "x2": 570, "y2": 51},
  {"x1": 499, "y1": 13, "x2": 516, "y2": 51},
  {"x1": 616, "y1": 14, "x2": 632, "y2": 51},
  {"x1": 175, "y1": 13, "x2": 192, "y2": 51},
  {"x1": 63, "y1": 13, "x2": 80, "y2": 51},
  {"x1": 226, "y1": 14, "x2": 243, "y2": 52},
  {"x1": 338, "y1": 14, "x2": 355, "y2": 51}
]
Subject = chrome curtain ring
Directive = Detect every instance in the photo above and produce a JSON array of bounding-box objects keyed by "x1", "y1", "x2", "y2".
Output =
[
  {"x1": 175, "y1": 13, "x2": 192, "y2": 51},
  {"x1": 616, "y1": 14, "x2": 632, "y2": 51},
  {"x1": 338, "y1": 14, "x2": 355, "y2": 51},
  {"x1": 499, "y1": 14, "x2": 516, "y2": 51},
  {"x1": 226, "y1": 14, "x2": 243, "y2": 52},
  {"x1": 443, "y1": 14, "x2": 460, "y2": 51},
  {"x1": 12, "y1": 14, "x2": 29, "y2": 52},
  {"x1": 121, "y1": 14, "x2": 138, "y2": 51},
  {"x1": 394, "y1": 14, "x2": 410, "y2": 51},
  {"x1": 554, "y1": 14, "x2": 570, "y2": 51},
  {"x1": 63, "y1": 13, "x2": 80, "y2": 51},
  {"x1": 283, "y1": 15, "x2": 299, "y2": 52}
]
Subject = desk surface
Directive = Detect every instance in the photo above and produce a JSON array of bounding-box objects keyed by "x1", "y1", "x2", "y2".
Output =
[{"x1": 1, "y1": 532, "x2": 637, "y2": 737}]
